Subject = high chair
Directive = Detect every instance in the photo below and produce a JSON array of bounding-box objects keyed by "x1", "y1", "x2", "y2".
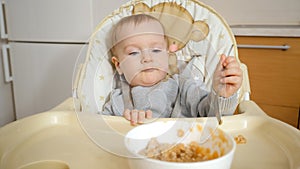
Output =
[
  {"x1": 0, "y1": 0, "x2": 299, "y2": 169},
  {"x1": 72, "y1": 0, "x2": 251, "y2": 114}
]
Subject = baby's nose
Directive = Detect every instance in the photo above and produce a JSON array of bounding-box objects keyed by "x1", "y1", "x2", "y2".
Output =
[{"x1": 140, "y1": 50, "x2": 153, "y2": 63}]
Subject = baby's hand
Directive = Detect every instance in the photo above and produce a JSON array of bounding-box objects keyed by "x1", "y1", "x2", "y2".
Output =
[
  {"x1": 123, "y1": 109, "x2": 152, "y2": 125},
  {"x1": 213, "y1": 54, "x2": 243, "y2": 98}
]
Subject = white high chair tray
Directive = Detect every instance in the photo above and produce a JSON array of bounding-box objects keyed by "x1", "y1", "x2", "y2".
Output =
[{"x1": 0, "y1": 101, "x2": 299, "y2": 169}]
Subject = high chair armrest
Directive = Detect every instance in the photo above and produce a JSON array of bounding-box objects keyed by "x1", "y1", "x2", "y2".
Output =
[
  {"x1": 50, "y1": 97, "x2": 76, "y2": 112},
  {"x1": 238, "y1": 63, "x2": 251, "y2": 102},
  {"x1": 238, "y1": 100, "x2": 268, "y2": 117}
]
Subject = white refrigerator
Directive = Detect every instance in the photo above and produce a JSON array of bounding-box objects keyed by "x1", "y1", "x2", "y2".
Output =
[
  {"x1": 0, "y1": 38, "x2": 15, "y2": 126},
  {"x1": 0, "y1": 0, "x2": 125, "y2": 121}
]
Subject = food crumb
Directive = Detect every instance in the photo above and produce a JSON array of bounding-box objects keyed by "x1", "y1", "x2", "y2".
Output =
[
  {"x1": 234, "y1": 135, "x2": 247, "y2": 144},
  {"x1": 177, "y1": 129, "x2": 184, "y2": 137}
]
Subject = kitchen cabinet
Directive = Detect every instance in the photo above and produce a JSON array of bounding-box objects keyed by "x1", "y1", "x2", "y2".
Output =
[{"x1": 236, "y1": 36, "x2": 300, "y2": 129}]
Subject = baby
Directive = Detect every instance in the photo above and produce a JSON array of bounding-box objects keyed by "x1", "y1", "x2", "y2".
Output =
[{"x1": 102, "y1": 14, "x2": 243, "y2": 125}]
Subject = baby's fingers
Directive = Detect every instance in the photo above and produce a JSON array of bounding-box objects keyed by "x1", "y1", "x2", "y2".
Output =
[
  {"x1": 123, "y1": 109, "x2": 131, "y2": 121},
  {"x1": 221, "y1": 75, "x2": 242, "y2": 85},
  {"x1": 217, "y1": 54, "x2": 227, "y2": 71},
  {"x1": 123, "y1": 109, "x2": 139, "y2": 125},
  {"x1": 130, "y1": 109, "x2": 138, "y2": 125},
  {"x1": 137, "y1": 111, "x2": 145, "y2": 124},
  {"x1": 124, "y1": 109, "x2": 153, "y2": 125},
  {"x1": 222, "y1": 67, "x2": 242, "y2": 77},
  {"x1": 146, "y1": 110, "x2": 152, "y2": 119},
  {"x1": 222, "y1": 56, "x2": 237, "y2": 67},
  {"x1": 138, "y1": 110, "x2": 153, "y2": 124}
]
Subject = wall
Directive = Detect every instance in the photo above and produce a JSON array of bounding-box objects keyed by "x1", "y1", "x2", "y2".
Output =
[{"x1": 200, "y1": 0, "x2": 300, "y2": 25}]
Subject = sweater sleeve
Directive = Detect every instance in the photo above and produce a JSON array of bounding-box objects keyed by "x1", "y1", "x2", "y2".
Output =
[
  {"x1": 180, "y1": 77, "x2": 238, "y2": 117},
  {"x1": 204, "y1": 89, "x2": 238, "y2": 117},
  {"x1": 101, "y1": 89, "x2": 124, "y2": 116}
]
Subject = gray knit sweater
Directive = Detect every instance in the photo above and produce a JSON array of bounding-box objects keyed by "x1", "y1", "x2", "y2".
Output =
[{"x1": 102, "y1": 68, "x2": 238, "y2": 118}]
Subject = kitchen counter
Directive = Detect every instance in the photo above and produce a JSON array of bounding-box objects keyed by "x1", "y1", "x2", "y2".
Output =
[{"x1": 231, "y1": 25, "x2": 300, "y2": 37}]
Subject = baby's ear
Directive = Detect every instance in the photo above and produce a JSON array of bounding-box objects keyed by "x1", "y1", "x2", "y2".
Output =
[
  {"x1": 169, "y1": 44, "x2": 178, "y2": 52},
  {"x1": 111, "y1": 56, "x2": 123, "y2": 75}
]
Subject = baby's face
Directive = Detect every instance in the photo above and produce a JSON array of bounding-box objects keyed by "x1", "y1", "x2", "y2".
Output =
[{"x1": 112, "y1": 21, "x2": 169, "y2": 87}]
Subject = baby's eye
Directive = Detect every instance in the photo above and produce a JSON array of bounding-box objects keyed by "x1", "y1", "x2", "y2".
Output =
[
  {"x1": 151, "y1": 48, "x2": 163, "y2": 53},
  {"x1": 128, "y1": 51, "x2": 141, "y2": 56}
]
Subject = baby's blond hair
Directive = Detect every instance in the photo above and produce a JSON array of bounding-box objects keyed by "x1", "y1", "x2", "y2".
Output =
[{"x1": 111, "y1": 14, "x2": 166, "y2": 53}]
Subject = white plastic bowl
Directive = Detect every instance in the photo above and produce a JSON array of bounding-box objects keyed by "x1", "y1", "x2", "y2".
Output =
[{"x1": 125, "y1": 120, "x2": 236, "y2": 169}]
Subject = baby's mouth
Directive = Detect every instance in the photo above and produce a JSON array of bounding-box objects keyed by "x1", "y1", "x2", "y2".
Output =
[{"x1": 142, "y1": 68, "x2": 157, "y2": 72}]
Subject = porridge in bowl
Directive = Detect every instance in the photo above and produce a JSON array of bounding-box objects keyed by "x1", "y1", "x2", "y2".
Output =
[
  {"x1": 140, "y1": 138, "x2": 221, "y2": 162},
  {"x1": 125, "y1": 120, "x2": 236, "y2": 169}
]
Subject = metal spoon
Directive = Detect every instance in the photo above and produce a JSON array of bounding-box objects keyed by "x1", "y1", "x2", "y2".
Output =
[{"x1": 216, "y1": 44, "x2": 234, "y2": 125}]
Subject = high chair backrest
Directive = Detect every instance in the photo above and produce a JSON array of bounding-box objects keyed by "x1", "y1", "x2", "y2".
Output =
[{"x1": 73, "y1": 0, "x2": 250, "y2": 113}]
